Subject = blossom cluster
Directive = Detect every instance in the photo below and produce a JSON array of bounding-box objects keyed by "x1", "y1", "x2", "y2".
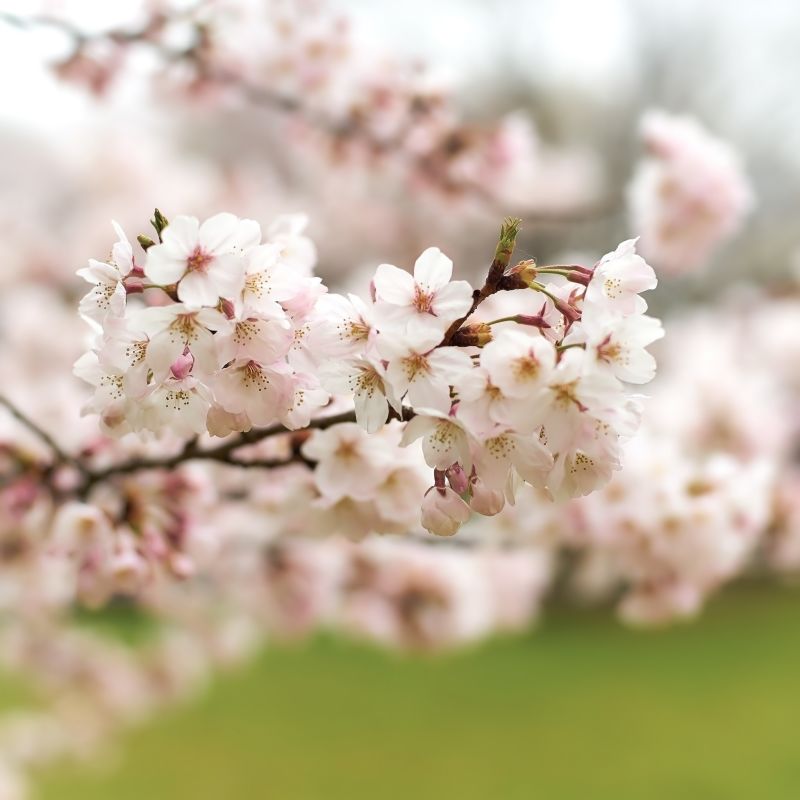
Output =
[
  {"x1": 8, "y1": 276, "x2": 800, "y2": 797},
  {"x1": 628, "y1": 110, "x2": 753, "y2": 274},
  {"x1": 75, "y1": 209, "x2": 662, "y2": 538}
]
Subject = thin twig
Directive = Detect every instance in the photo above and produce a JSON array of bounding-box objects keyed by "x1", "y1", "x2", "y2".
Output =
[
  {"x1": 441, "y1": 217, "x2": 521, "y2": 345},
  {"x1": 0, "y1": 394, "x2": 83, "y2": 472}
]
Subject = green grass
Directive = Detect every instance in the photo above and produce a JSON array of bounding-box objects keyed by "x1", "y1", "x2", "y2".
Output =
[{"x1": 35, "y1": 582, "x2": 800, "y2": 799}]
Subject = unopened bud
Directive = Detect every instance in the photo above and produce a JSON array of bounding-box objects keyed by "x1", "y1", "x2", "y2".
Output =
[
  {"x1": 150, "y1": 208, "x2": 169, "y2": 241},
  {"x1": 445, "y1": 463, "x2": 469, "y2": 494},
  {"x1": 421, "y1": 486, "x2": 471, "y2": 537},
  {"x1": 137, "y1": 234, "x2": 156, "y2": 251},
  {"x1": 219, "y1": 297, "x2": 236, "y2": 319},
  {"x1": 169, "y1": 349, "x2": 195, "y2": 380},
  {"x1": 450, "y1": 322, "x2": 493, "y2": 347},
  {"x1": 122, "y1": 275, "x2": 145, "y2": 295},
  {"x1": 469, "y1": 476, "x2": 505, "y2": 516}
]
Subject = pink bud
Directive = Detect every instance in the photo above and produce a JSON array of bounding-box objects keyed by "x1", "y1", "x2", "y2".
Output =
[
  {"x1": 469, "y1": 477, "x2": 505, "y2": 516},
  {"x1": 220, "y1": 298, "x2": 236, "y2": 319},
  {"x1": 420, "y1": 486, "x2": 471, "y2": 537},
  {"x1": 445, "y1": 463, "x2": 469, "y2": 494},
  {"x1": 170, "y1": 349, "x2": 195, "y2": 380},
  {"x1": 123, "y1": 276, "x2": 145, "y2": 294}
]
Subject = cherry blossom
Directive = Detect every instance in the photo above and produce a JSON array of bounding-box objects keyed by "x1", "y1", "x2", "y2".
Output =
[
  {"x1": 144, "y1": 213, "x2": 259, "y2": 307},
  {"x1": 628, "y1": 110, "x2": 753, "y2": 274},
  {"x1": 76, "y1": 221, "x2": 132, "y2": 329},
  {"x1": 373, "y1": 247, "x2": 473, "y2": 335},
  {"x1": 583, "y1": 239, "x2": 657, "y2": 317},
  {"x1": 378, "y1": 327, "x2": 472, "y2": 414}
]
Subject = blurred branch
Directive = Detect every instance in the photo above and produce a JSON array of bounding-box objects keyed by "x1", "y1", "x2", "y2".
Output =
[
  {"x1": 0, "y1": 10, "x2": 620, "y2": 226},
  {"x1": 0, "y1": 393, "x2": 83, "y2": 472}
]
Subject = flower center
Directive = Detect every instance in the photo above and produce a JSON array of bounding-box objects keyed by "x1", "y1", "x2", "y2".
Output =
[
  {"x1": 596, "y1": 334, "x2": 623, "y2": 364},
  {"x1": 413, "y1": 285, "x2": 434, "y2": 314},
  {"x1": 403, "y1": 353, "x2": 430, "y2": 380},
  {"x1": 512, "y1": 354, "x2": 540, "y2": 382},
  {"x1": 187, "y1": 246, "x2": 213, "y2": 274},
  {"x1": 552, "y1": 380, "x2": 587, "y2": 412}
]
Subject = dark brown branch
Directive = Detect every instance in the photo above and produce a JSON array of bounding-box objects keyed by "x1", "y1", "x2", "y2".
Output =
[{"x1": 76, "y1": 408, "x2": 359, "y2": 497}]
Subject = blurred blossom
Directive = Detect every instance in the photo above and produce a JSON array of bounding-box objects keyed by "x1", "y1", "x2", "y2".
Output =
[{"x1": 628, "y1": 110, "x2": 753, "y2": 275}]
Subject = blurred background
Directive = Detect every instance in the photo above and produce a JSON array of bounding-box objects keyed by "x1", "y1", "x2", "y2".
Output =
[{"x1": 1, "y1": 0, "x2": 800, "y2": 797}]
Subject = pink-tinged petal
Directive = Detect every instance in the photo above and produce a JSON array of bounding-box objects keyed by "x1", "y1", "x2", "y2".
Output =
[
  {"x1": 268, "y1": 213, "x2": 308, "y2": 238},
  {"x1": 73, "y1": 351, "x2": 103, "y2": 385},
  {"x1": 197, "y1": 212, "x2": 240, "y2": 252},
  {"x1": 355, "y1": 390, "x2": 389, "y2": 434},
  {"x1": 206, "y1": 254, "x2": 246, "y2": 299},
  {"x1": 385, "y1": 359, "x2": 412, "y2": 397},
  {"x1": 431, "y1": 280, "x2": 474, "y2": 322},
  {"x1": 246, "y1": 243, "x2": 281, "y2": 275},
  {"x1": 77, "y1": 260, "x2": 118, "y2": 285},
  {"x1": 146, "y1": 330, "x2": 186, "y2": 382},
  {"x1": 512, "y1": 436, "x2": 553, "y2": 487},
  {"x1": 373, "y1": 264, "x2": 416, "y2": 305},
  {"x1": 215, "y1": 332, "x2": 238, "y2": 367},
  {"x1": 407, "y1": 376, "x2": 451, "y2": 414},
  {"x1": 161, "y1": 215, "x2": 200, "y2": 254},
  {"x1": 248, "y1": 320, "x2": 294, "y2": 364},
  {"x1": 144, "y1": 248, "x2": 187, "y2": 285},
  {"x1": 399, "y1": 414, "x2": 437, "y2": 447},
  {"x1": 475, "y1": 440, "x2": 512, "y2": 491},
  {"x1": 404, "y1": 324, "x2": 446, "y2": 354},
  {"x1": 427, "y1": 347, "x2": 473, "y2": 383},
  {"x1": 615, "y1": 349, "x2": 657, "y2": 384},
  {"x1": 404, "y1": 314, "x2": 449, "y2": 343},
  {"x1": 177, "y1": 271, "x2": 221, "y2": 308},
  {"x1": 231, "y1": 218, "x2": 262, "y2": 252},
  {"x1": 374, "y1": 304, "x2": 418, "y2": 339},
  {"x1": 413, "y1": 247, "x2": 453, "y2": 290},
  {"x1": 278, "y1": 237, "x2": 317, "y2": 274}
]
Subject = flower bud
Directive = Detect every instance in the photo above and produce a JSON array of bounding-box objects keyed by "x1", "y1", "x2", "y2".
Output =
[
  {"x1": 151, "y1": 208, "x2": 169, "y2": 239},
  {"x1": 219, "y1": 298, "x2": 236, "y2": 319},
  {"x1": 445, "y1": 463, "x2": 469, "y2": 494},
  {"x1": 450, "y1": 322, "x2": 493, "y2": 347},
  {"x1": 123, "y1": 275, "x2": 145, "y2": 294},
  {"x1": 169, "y1": 349, "x2": 195, "y2": 380},
  {"x1": 469, "y1": 477, "x2": 505, "y2": 516},
  {"x1": 420, "y1": 486, "x2": 471, "y2": 536}
]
